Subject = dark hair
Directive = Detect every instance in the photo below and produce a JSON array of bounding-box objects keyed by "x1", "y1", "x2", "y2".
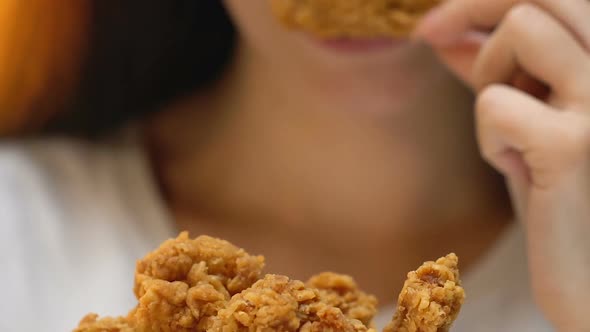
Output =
[{"x1": 46, "y1": 1, "x2": 236, "y2": 136}]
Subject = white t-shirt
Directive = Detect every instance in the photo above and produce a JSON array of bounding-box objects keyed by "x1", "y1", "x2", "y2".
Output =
[{"x1": 0, "y1": 133, "x2": 554, "y2": 331}]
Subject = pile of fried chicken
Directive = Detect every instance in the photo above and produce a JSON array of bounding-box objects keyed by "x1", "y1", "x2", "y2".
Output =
[{"x1": 75, "y1": 232, "x2": 464, "y2": 332}]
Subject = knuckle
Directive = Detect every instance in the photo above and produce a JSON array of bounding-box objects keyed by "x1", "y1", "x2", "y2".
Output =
[
  {"x1": 476, "y1": 85, "x2": 507, "y2": 122},
  {"x1": 476, "y1": 85, "x2": 502, "y2": 109},
  {"x1": 503, "y1": 3, "x2": 539, "y2": 35},
  {"x1": 475, "y1": 87, "x2": 505, "y2": 161}
]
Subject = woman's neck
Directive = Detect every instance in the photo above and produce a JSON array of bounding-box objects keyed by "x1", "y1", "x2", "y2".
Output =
[{"x1": 144, "y1": 41, "x2": 512, "y2": 301}]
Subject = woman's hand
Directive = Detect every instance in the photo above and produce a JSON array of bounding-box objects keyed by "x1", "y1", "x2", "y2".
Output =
[{"x1": 415, "y1": 1, "x2": 590, "y2": 330}]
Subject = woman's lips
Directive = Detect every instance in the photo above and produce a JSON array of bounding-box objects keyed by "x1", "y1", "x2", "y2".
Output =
[{"x1": 313, "y1": 36, "x2": 407, "y2": 53}]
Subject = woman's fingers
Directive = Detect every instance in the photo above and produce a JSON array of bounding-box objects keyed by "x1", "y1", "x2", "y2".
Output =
[
  {"x1": 472, "y1": 4, "x2": 590, "y2": 103},
  {"x1": 475, "y1": 84, "x2": 582, "y2": 189},
  {"x1": 476, "y1": 84, "x2": 550, "y2": 170},
  {"x1": 416, "y1": 0, "x2": 590, "y2": 51}
]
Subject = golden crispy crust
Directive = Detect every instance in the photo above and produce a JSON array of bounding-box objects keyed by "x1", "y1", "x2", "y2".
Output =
[
  {"x1": 74, "y1": 233, "x2": 463, "y2": 332},
  {"x1": 383, "y1": 254, "x2": 465, "y2": 332},
  {"x1": 74, "y1": 233, "x2": 379, "y2": 332},
  {"x1": 74, "y1": 314, "x2": 133, "y2": 332},
  {"x1": 209, "y1": 274, "x2": 377, "y2": 332},
  {"x1": 269, "y1": 0, "x2": 443, "y2": 38},
  {"x1": 75, "y1": 233, "x2": 265, "y2": 332},
  {"x1": 307, "y1": 272, "x2": 377, "y2": 327}
]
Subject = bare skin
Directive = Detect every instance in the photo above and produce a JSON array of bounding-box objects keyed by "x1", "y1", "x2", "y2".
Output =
[{"x1": 144, "y1": 38, "x2": 511, "y2": 302}]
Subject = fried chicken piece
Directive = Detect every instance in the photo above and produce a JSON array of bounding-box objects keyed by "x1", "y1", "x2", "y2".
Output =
[
  {"x1": 74, "y1": 314, "x2": 133, "y2": 332},
  {"x1": 75, "y1": 233, "x2": 265, "y2": 332},
  {"x1": 134, "y1": 232, "x2": 265, "y2": 299},
  {"x1": 130, "y1": 233, "x2": 266, "y2": 331},
  {"x1": 383, "y1": 253, "x2": 465, "y2": 332},
  {"x1": 209, "y1": 274, "x2": 377, "y2": 332},
  {"x1": 307, "y1": 272, "x2": 377, "y2": 327},
  {"x1": 269, "y1": 0, "x2": 443, "y2": 38}
]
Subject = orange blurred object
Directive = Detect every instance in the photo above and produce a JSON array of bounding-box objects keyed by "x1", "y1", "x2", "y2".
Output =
[{"x1": 0, "y1": 0, "x2": 88, "y2": 134}]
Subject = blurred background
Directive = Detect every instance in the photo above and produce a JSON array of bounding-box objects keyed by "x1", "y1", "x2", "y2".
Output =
[
  {"x1": 0, "y1": 0, "x2": 88, "y2": 134},
  {"x1": 0, "y1": 0, "x2": 234, "y2": 136}
]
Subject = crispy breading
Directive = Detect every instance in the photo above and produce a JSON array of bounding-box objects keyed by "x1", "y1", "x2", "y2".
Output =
[
  {"x1": 74, "y1": 314, "x2": 133, "y2": 332},
  {"x1": 74, "y1": 234, "x2": 463, "y2": 332},
  {"x1": 307, "y1": 272, "x2": 377, "y2": 326},
  {"x1": 209, "y1": 274, "x2": 376, "y2": 332},
  {"x1": 383, "y1": 254, "x2": 465, "y2": 332},
  {"x1": 75, "y1": 233, "x2": 265, "y2": 332},
  {"x1": 270, "y1": 0, "x2": 443, "y2": 38}
]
